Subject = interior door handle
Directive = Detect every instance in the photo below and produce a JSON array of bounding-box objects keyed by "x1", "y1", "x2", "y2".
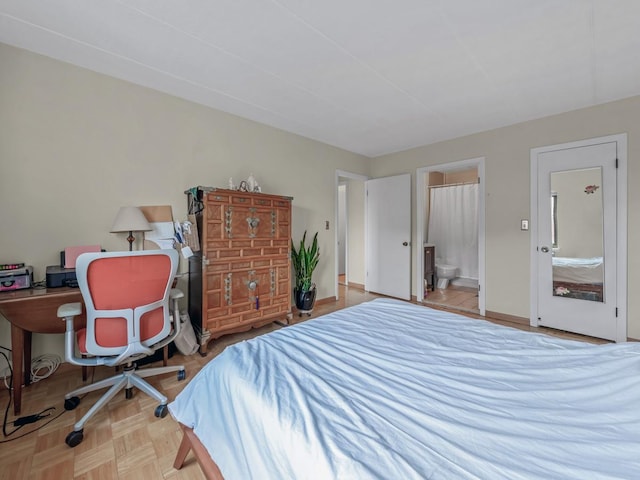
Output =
[
  {"x1": 402, "y1": 242, "x2": 409, "y2": 246},
  {"x1": 540, "y1": 246, "x2": 550, "y2": 253}
]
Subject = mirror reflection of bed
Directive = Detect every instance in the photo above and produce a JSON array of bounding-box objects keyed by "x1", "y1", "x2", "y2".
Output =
[{"x1": 552, "y1": 256, "x2": 603, "y2": 302}]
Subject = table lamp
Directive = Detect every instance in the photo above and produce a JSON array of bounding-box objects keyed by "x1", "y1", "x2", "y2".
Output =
[{"x1": 110, "y1": 206, "x2": 152, "y2": 251}]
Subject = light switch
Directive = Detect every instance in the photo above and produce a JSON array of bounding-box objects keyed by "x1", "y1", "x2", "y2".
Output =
[
  {"x1": 521, "y1": 219, "x2": 529, "y2": 231},
  {"x1": 325, "y1": 220, "x2": 330, "y2": 230}
]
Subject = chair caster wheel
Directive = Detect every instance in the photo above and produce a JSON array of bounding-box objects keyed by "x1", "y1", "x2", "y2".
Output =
[
  {"x1": 64, "y1": 396, "x2": 80, "y2": 411},
  {"x1": 155, "y1": 404, "x2": 168, "y2": 418},
  {"x1": 65, "y1": 429, "x2": 84, "y2": 447},
  {"x1": 177, "y1": 369, "x2": 186, "y2": 381},
  {"x1": 125, "y1": 388, "x2": 133, "y2": 400}
]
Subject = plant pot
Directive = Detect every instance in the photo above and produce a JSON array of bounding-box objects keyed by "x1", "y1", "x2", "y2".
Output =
[{"x1": 294, "y1": 287, "x2": 317, "y2": 315}]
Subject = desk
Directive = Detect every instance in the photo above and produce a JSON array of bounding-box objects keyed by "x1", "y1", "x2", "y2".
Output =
[{"x1": 0, "y1": 287, "x2": 84, "y2": 415}]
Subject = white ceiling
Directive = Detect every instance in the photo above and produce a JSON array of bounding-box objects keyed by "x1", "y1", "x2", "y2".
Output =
[{"x1": 2, "y1": 1, "x2": 640, "y2": 157}]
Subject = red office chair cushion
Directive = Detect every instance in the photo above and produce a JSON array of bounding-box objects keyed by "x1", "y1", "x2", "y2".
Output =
[
  {"x1": 76, "y1": 309, "x2": 164, "y2": 353},
  {"x1": 80, "y1": 255, "x2": 170, "y2": 351}
]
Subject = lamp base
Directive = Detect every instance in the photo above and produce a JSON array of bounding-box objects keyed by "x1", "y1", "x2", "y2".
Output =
[{"x1": 126, "y1": 231, "x2": 135, "y2": 251}]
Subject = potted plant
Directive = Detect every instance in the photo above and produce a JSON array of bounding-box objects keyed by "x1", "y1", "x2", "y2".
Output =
[{"x1": 291, "y1": 231, "x2": 319, "y2": 315}]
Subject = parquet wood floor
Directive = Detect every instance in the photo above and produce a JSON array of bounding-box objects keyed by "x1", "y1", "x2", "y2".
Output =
[
  {"x1": 0, "y1": 285, "x2": 603, "y2": 479},
  {"x1": 423, "y1": 285, "x2": 479, "y2": 313}
]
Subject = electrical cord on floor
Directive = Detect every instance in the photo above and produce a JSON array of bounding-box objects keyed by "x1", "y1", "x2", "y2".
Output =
[
  {"x1": 30, "y1": 354, "x2": 61, "y2": 384},
  {"x1": 0, "y1": 350, "x2": 86, "y2": 442},
  {"x1": 2, "y1": 353, "x2": 61, "y2": 390}
]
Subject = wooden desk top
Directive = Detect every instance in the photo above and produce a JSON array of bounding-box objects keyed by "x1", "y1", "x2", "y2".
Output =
[
  {"x1": 0, "y1": 287, "x2": 84, "y2": 334},
  {"x1": 0, "y1": 286, "x2": 81, "y2": 303}
]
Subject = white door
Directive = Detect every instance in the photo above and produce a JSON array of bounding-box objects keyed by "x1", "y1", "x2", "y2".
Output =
[
  {"x1": 365, "y1": 174, "x2": 411, "y2": 300},
  {"x1": 534, "y1": 141, "x2": 619, "y2": 340}
]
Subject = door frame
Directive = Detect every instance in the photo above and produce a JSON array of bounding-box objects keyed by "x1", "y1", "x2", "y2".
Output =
[
  {"x1": 337, "y1": 183, "x2": 347, "y2": 279},
  {"x1": 335, "y1": 170, "x2": 368, "y2": 301},
  {"x1": 529, "y1": 134, "x2": 627, "y2": 342},
  {"x1": 416, "y1": 157, "x2": 486, "y2": 315}
]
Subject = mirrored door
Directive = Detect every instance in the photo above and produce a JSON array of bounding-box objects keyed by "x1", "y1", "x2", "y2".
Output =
[{"x1": 536, "y1": 141, "x2": 618, "y2": 340}]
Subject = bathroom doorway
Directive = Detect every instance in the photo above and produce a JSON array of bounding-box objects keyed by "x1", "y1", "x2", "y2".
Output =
[{"x1": 416, "y1": 158, "x2": 485, "y2": 316}]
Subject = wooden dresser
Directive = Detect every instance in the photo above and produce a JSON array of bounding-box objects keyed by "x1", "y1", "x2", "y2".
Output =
[{"x1": 186, "y1": 187, "x2": 293, "y2": 354}]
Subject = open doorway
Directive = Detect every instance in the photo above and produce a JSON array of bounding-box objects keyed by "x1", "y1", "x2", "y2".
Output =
[
  {"x1": 416, "y1": 158, "x2": 486, "y2": 316},
  {"x1": 335, "y1": 170, "x2": 368, "y2": 300},
  {"x1": 338, "y1": 183, "x2": 347, "y2": 286}
]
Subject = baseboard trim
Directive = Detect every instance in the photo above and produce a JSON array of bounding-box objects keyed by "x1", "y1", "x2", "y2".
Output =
[
  {"x1": 315, "y1": 295, "x2": 337, "y2": 306},
  {"x1": 485, "y1": 310, "x2": 529, "y2": 326}
]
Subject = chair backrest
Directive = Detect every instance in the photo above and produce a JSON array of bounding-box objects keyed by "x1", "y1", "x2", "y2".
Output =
[{"x1": 75, "y1": 249, "x2": 179, "y2": 359}]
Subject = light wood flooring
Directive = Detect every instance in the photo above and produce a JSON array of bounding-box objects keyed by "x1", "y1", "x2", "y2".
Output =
[
  {"x1": 423, "y1": 284, "x2": 479, "y2": 313},
  {"x1": 0, "y1": 285, "x2": 603, "y2": 479},
  {"x1": 339, "y1": 275, "x2": 479, "y2": 315}
]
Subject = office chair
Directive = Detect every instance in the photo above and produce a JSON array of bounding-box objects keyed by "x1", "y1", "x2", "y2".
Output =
[{"x1": 57, "y1": 249, "x2": 186, "y2": 447}]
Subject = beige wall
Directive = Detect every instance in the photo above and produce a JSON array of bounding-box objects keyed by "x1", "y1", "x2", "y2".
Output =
[
  {"x1": 3, "y1": 40, "x2": 640, "y2": 362},
  {"x1": 0, "y1": 43, "x2": 369, "y2": 358},
  {"x1": 442, "y1": 168, "x2": 478, "y2": 185},
  {"x1": 370, "y1": 96, "x2": 640, "y2": 338}
]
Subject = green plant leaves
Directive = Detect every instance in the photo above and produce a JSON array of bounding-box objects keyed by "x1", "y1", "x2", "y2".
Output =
[{"x1": 291, "y1": 230, "x2": 319, "y2": 292}]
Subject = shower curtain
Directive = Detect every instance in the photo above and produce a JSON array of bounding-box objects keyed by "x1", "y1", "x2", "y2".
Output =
[{"x1": 427, "y1": 183, "x2": 479, "y2": 280}]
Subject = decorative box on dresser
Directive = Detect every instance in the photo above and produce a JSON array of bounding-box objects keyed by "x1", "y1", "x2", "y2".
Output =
[{"x1": 185, "y1": 186, "x2": 293, "y2": 355}]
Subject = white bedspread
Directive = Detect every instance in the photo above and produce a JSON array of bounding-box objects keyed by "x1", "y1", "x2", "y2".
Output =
[{"x1": 169, "y1": 298, "x2": 640, "y2": 480}]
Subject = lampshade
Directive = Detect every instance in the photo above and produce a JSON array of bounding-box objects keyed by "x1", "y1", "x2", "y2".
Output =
[{"x1": 110, "y1": 206, "x2": 152, "y2": 233}]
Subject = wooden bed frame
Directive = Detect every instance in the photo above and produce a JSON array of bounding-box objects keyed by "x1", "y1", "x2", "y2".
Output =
[
  {"x1": 553, "y1": 280, "x2": 603, "y2": 301},
  {"x1": 174, "y1": 424, "x2": 224, "y2": 480}
]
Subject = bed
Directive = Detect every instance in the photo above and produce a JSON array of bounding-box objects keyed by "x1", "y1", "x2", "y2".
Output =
[
  {"x1": 169, "y1": 298, "x2": 640, "y2": 479},
  {"x1": 552, "y1": 256, "x2": 604, "y2": 301}
]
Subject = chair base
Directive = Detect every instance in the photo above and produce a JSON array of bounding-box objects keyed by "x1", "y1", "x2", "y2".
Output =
[{"x1": 64, "y1": 362, "x2": 185, "y2": 447}]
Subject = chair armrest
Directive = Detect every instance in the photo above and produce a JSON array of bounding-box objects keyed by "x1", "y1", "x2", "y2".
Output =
[
  {"x1": 58, "y1": 302, "x2": 82, "y2": 318},
  {"x1": 170, "y1": 288, "x2": 184, "y2": 300}
]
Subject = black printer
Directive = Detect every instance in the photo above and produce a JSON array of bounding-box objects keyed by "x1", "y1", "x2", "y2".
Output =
[
  {"x1": 46, "y1": 265, "x2": 77, "y2": 288},
  {"x1": 46, "y1": 250, "x2": 79, "y2": 287},
  {"x1": 46, "y1": 248, "x2": 106, "y2": 288}
]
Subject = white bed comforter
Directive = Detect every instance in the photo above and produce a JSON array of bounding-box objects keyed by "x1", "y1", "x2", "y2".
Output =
[{"x1": 169, "y1": 298, "x2": 640, "y2": 480}]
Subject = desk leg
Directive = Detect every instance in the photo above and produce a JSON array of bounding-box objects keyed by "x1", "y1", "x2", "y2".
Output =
[
  {"x1": 23, "y1": 331, "x2": 32, "y2": 387},
  {"x1": 10, "y1": 325, "x2": 24, "y2": 415}
]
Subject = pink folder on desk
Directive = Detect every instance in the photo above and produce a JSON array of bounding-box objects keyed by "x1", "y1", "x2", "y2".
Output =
[{"x1": 64, "y1": 245, "x2": 101, "y2": 268}]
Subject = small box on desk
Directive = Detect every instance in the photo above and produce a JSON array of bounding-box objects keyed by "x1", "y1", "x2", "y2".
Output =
[
  {"x1": 46, "y1": 265, "x2": 77, "y2": 288},
  {"x1": 0, "y1": 266, "x2": 33, "y2": 291}
]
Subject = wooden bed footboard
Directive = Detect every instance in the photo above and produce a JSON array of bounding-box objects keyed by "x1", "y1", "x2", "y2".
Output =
[
  {"x1": 553, "y1": 280, "x2": 603, "y2": 302},
  {"x1": 174, "y1": 424, "x2": 225, "y2": 480}
]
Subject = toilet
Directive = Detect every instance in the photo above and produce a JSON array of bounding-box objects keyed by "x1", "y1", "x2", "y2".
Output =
[{"x1": 435, "y1": 263, "x2": 458, "y2": 289}]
